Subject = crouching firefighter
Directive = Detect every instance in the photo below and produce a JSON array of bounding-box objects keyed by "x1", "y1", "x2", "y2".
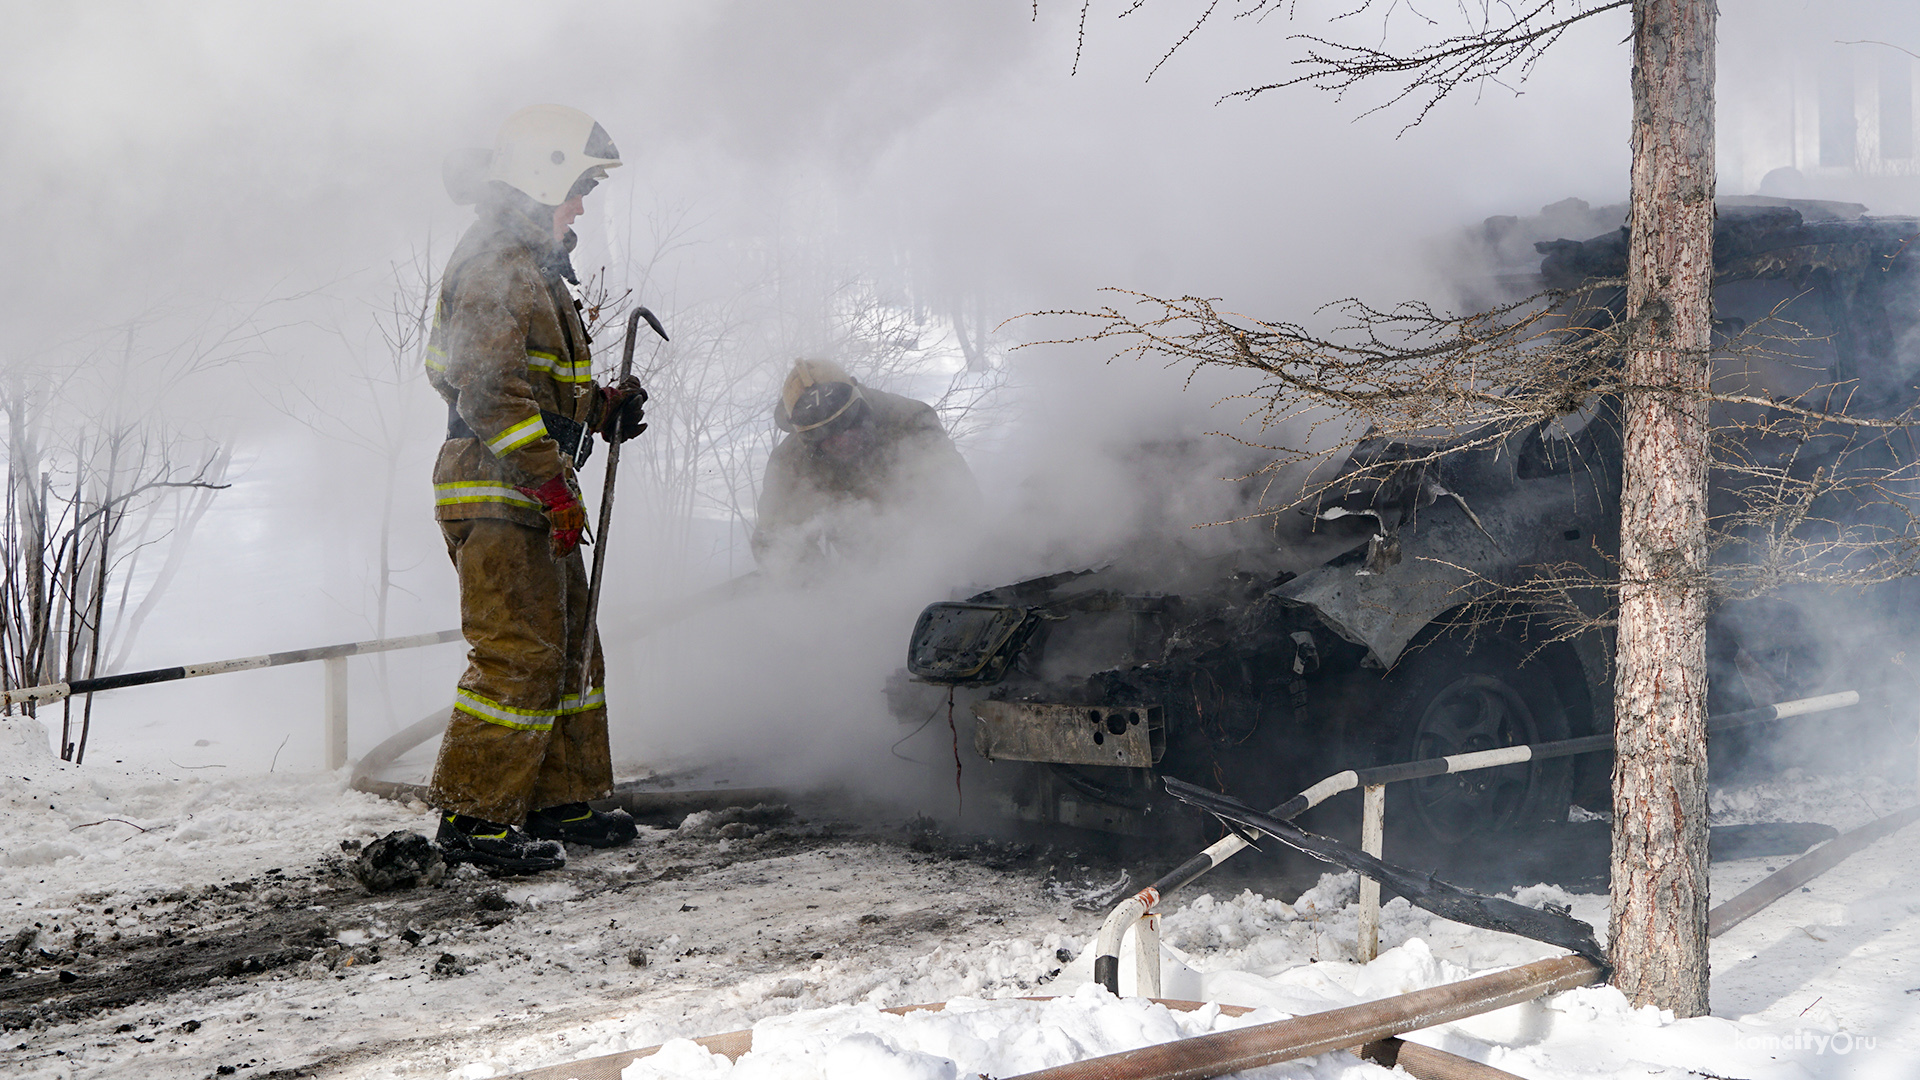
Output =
[
  {"x1": 425, "y1": 105, "x2": 650, "y2": 872},
  {"x1": 752, "y1": 358, "x2": 979, "y2": 571}
]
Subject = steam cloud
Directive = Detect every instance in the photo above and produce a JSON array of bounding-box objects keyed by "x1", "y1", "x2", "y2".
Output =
[{"x1": 4, "y1": 1, "x2": 1915, "y2": 802}]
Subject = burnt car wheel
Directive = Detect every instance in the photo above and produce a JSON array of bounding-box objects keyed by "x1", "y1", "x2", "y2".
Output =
[{"x1": 1379, "y1": 638, "x2": 1574, "y2": 848}]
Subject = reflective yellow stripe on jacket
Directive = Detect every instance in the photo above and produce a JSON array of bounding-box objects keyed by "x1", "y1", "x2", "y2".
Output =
[
  {"x1": 433, "y1": 482, "x2": 540, "y2": 509},
  {"x1": 559, "y1": 687, "x2": 606, "y2": 715},
  {"x1": 424, "y1": 303, "x2": 449, "y2": 373},
  {"x1": 526, "y1": 349, "x2": 593, "y2": 384},
  {"x1": 425, "y1": 342, "x2": 584, "y2": 383},
  {"x1": 486, "y1": 414, "x2": 548, "y2": 456},
  {"x1": 454, "y1": 688, "x2": 556, "y2": 732}
]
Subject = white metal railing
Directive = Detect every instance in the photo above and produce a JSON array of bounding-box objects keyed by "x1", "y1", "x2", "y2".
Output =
[
  {"x1": 1093, "y1": 690, "x2": 1863, "y2": 995},
  {"x1": 0, "y1": 628, "x2": 464, "y2": 769}
]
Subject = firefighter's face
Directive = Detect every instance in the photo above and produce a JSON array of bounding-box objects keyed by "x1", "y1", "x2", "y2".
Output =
[
  {"x1": 552, "y1": 195, "x2": 585, "y2": 241},
  {"x1": 817, "y1": 420, "x2": 874, "y2": 462}
]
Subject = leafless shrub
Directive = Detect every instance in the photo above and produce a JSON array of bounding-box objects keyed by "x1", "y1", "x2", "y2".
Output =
[
  {"x1": 1, "y1": 378, "x2": 230, "y2": 761},
  {"x1": 1, "y1": 292, "x2": 296, "y2": 760}
]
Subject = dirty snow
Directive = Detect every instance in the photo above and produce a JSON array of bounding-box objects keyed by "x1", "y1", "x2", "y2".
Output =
[{"x1": 3, "y1": 714, "x2": 1917, "y2": 1079}]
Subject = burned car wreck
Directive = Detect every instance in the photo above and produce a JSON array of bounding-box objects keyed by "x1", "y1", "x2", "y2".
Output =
[{"x1": 899, "y1": 197, "x2": 1920, "y2": 853}]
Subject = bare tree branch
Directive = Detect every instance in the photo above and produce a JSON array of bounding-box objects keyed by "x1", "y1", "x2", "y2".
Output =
[
  {"x1": 1074, "y1": 1, "x2": 1630, "y2": 130},
  {"x1": 1024, "y1": 269, "x2": 1920, "y2": 639}
]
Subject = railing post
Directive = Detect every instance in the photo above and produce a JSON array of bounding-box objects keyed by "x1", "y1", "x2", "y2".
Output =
[
  {"x1": 324, "y1": 656, "x2": 348, "y2": 771},
  {"x1": 1357, "y1": 783, "x2": 1385, "y2": 962},
  {"x1": 1135, "y1": 912, "x2": 1162, "y2": 998}
]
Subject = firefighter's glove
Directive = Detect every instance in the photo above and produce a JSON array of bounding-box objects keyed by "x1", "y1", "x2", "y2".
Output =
[
  {"x1": 599, "y1": 376, "x2": 648, "y2": 444},
  {"x1": 516, "y1": 472, "x2": 589, "y2": 558}
]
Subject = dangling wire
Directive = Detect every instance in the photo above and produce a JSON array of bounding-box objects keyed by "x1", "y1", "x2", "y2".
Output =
[{"x1": 947, "y1": 686, "x2": 963, "y2": 816}]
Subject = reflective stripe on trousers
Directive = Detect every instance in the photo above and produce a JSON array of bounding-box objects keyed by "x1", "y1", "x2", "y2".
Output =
[
  {"x1": 452, "y1": 685, "x2": 607, "y2": 730},
  {"x1": 429, "y1": 517, "x2": 611, "y2": 824}
]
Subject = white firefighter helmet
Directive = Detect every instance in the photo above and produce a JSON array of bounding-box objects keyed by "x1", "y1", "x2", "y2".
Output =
[{"x1": 486, "y1": 104, "x2": 622, "y2": 206}]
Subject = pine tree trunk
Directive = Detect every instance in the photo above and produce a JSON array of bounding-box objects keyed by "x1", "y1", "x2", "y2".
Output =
[{"x1": 1609, "y1": 0, "x2": 1716, "y2": 1017}]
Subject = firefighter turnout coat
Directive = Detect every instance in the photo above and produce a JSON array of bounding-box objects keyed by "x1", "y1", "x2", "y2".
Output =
[{"x1": 424, "y1": 196, "x2": 614, "y2": 824}]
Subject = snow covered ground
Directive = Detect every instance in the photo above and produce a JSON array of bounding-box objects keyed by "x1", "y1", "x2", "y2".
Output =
[{"x1": 3, "y1": 713, "x2": 1916, "y2": 1080}]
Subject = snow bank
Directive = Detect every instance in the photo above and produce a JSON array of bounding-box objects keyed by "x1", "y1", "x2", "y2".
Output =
[
  {"x1": 5, "y1": 735, "x2": 1914, "y2": 1080},
  {"x1": 0, "y1": 717, "x2": 420, "y2": 909},
  {"x1": 618, "y1": 985, "x2": 1385, "y2": 1080},
  {"x1": 590, "y1": 842, "x2": 1917, "y2": 1080}
]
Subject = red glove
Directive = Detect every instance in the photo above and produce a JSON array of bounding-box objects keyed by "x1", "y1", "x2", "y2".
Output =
[
  {"x1": 515, "y1": 472, "x2": 589, "y2": 558},
  {"x1": 600, "y1": 376, "x2": 649, "y2": 443}
]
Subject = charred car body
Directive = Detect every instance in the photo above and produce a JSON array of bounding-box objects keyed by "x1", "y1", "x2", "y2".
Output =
[{"x1": 899, "y1": 197, "x2": 1920, "y2": 852}]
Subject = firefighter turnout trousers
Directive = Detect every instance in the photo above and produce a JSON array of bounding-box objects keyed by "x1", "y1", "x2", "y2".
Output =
[{"x1": 429, "y1": 518, "x2": 610, "y2": 824}]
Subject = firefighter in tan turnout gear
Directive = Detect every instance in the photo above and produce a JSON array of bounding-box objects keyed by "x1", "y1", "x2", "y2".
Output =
[
  {"x1": 426, "y1": 105, "x2": 647, "y2": 872},
  {"x1": 753, "y1": 359, "x2": 979, "y2": 570}
]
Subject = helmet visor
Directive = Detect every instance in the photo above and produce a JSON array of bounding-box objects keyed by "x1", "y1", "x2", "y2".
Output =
[
  {"x1": 584, "y1": 121, "x2": 620, "y2": 162},
  {"x1": 789, "y1": 382, "x2": 864, "y2": 440}
]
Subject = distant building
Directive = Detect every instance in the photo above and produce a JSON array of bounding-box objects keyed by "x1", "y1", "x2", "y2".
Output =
[{"x1": 1724, "y1": 41, "x2": 1920, "y2": 213}]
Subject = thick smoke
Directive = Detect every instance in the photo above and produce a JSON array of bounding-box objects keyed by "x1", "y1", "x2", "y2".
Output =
[{"x1": 3, "y1": 2, "x2": 1915, "y2": 803}]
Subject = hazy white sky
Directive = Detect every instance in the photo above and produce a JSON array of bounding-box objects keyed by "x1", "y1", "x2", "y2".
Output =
[
  {"x1": 9, "y1": 1, "x2": 1914, "y2": 336},
  {"x1": 0, "y1": 2, "x2": 1642, "y2": 339}
]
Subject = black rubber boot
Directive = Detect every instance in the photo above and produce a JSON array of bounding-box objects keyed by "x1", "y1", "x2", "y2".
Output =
[
  {"x1": 435, "y1": 813, "x2": 567, "y2": 874},
  {"x1": 524, "y1": 802, "x2": 639, "y2": 848}
]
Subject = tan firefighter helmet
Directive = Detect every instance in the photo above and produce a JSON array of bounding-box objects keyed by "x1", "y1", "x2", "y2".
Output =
[
  {"x1": 485, "y1": 104, "x2": 622, "y2": 206},
  {"x1": 775, "y1": 358, "x2": 867, "y2": 438}
]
